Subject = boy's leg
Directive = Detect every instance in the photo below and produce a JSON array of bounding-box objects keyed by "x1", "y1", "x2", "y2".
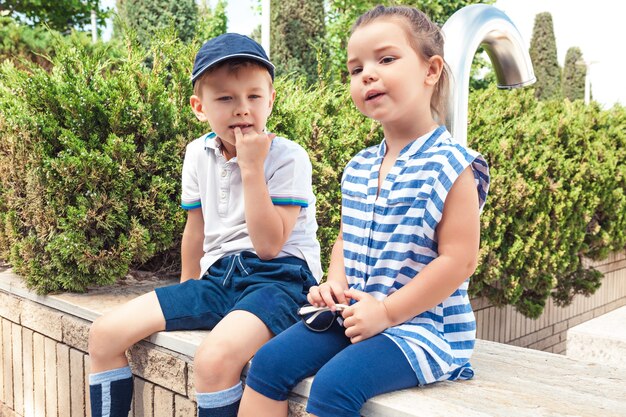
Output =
[
  {"x1": 239, "y1": 321, "x2": 351, "y2": 417},
  {"x1": 193, "y1": 310, "x2": 272, "y2": 417},
  {"x1": 306, "y1": 334, "x2": 419, "y2": 417},
  {"x1": 88, "y1": 291, "x2": 166, "y2": 417}
]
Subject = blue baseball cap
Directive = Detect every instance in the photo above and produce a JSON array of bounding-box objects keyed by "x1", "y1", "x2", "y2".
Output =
[{"x1": 191, "y1": 33, "x2": 275, "y2": 85}]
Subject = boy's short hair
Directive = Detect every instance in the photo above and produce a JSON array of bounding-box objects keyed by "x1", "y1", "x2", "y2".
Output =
[
  {"x1": 191, "y1": 33, "x2": 275, "y2": 88},
  {"x1": 193, "y1": 58, "x2": 273, "y2": 96}
]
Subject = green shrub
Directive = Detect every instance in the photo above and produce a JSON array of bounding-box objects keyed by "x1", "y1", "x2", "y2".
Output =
[
  {"x1": 1, "y1": 29, "x2": 624, "y2": 319},
  {"x1": 0, "y1": 30, "x2": 204, "y2": 292},
  {"x1": 468, "y1": 86, "x2": 626, "y2": 317},
  {"x1": 0, "y1": 16, "x2": 56, "y2": 69}
]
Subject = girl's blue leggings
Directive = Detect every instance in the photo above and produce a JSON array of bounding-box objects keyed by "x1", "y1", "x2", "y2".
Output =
[{"x1": 245, "y1": 321, "x2": 418, "y2": 417}]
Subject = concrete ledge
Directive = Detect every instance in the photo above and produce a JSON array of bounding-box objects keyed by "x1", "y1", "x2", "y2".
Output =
[
  {"x1": 567, "y1": 305, "x2": 626, "y2": 369},
  {"x1": 2, "y1": 269, "x2": 626, "y2": 416}
]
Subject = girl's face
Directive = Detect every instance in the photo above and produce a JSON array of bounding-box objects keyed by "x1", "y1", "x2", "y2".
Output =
[{"x1": 347, "y1": 18, "x2": 435, "y2": 127}]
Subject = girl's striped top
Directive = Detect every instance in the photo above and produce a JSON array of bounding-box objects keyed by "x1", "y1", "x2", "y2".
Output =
[{"x1": 341, "y1": 126, "x2": 490, "y2": 385}]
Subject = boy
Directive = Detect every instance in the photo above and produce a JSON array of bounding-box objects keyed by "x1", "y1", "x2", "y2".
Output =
[{"x1": 88, "y1": 33, "x2": 322, "y2": 417}]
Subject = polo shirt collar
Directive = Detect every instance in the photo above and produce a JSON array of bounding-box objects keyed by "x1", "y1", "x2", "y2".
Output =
[
  {"x1": 203, "y1": 131, "x2": 236, "y2": 160},
  {"x1": 378, "y1": 125, "x2": 446, "y2": 159}
]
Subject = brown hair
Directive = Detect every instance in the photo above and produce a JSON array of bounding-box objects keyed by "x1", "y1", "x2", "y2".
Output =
[
  {"x1": 193, "y1": 58, "x2": 273, "y2": 96},
  {"x1": 351, "y1": 5, "x2": 449, "y2": 121}
]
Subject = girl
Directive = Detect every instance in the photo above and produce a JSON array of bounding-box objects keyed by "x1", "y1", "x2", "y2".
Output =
[{"x1": 238, "y1": 5, "x2": 490, "y2": 417}]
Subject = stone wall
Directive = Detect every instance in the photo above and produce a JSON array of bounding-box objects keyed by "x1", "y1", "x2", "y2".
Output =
[
  {"x1": 0, "y1": 292, "x2": 197, "y2": 417},
  {"x1": 1, "y1": 251, "x2": 625, "y2": 417}
]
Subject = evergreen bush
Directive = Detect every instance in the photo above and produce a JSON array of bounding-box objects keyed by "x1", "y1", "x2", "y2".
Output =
[
  {"x1": 469, "y1": 86, "x2": 626, "y2": 316},
  {"x1": 0, "y1": 31, "x2": 204, "y2": 292},
  {"x1": 0, "y1": 30, "x2": 624, "y2": 319}
]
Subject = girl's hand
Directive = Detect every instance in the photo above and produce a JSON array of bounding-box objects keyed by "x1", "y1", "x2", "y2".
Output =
[
  {"x1": 342, "y1": 289, "x2": 393, "y2": 343},
  {"x1": 307, "y1": 281, "x2": 349, "y2": 311}
]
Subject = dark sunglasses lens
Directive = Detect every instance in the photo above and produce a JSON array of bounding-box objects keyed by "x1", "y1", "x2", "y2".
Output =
[{"x1": 303, "y1": 310, "x2": 336, "y2": 331}]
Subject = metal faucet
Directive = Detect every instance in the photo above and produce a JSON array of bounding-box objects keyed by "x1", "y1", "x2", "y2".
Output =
[{"x1": 442, "y1": 4, "x2": 536, "y2": 145}]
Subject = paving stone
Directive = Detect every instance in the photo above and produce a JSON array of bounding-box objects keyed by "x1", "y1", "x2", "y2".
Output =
[
  {"x1": 2, "y1": 319, "x2": 14, "y2": 409},
  {"x1": 129, "y1": 342, "x2": 187, "y2": 395},
  {"x1": 174, "y1": 394, "x2": 196, "y2": 417},
  {"x1": 567, "y1": 306, "x2": 626, "y2": 369},
  {"x1": 11, "y1": 324, "x2": 23, "y2": 415},
  {"x1": 45, "y1": 337, "x2": 58, "y2": 417},
  {"x1": 0, "y1": 291, "x2": 21, "y2": 323},
  {"x1": 21, "y1": 301, "x2": 63, "y2": 341},
  {"x1": 70, "y1": 349, "x2": 85, "y2": 417},
  {"x1": 57, "y1": 344, "x2": 71, "y2": 417},
  {"x1": 61, "y1": 314, "x2": 91, "y2": 353},
  {"x1": 22, "y1": 328, "x2": 34, "y2": 417}
]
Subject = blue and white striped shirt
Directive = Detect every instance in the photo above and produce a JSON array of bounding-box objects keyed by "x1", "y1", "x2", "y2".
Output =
[{"x1": 341, "y1": 126, "x2": 489, "y2": 385}]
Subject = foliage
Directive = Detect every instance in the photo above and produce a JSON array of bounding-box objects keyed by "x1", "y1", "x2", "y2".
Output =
[
  {"x1": 196, "y1": 0, "x2": 227, "y2": 42},
  {"x1": 0, "y1": 0, "x2": 109, "y2": 33},
  {"x1": 0, "y1": 30, "x2": 205, "y2": 293},
  {"x1": 468, "y1": 86, "x2": 626, "y2": 317},
  {"x1": 323, "y1": 0, "x2": 494, "y2": 82},
  {"x1": 529, "y1": 12, "x2": 561, "y2": 101},
  {"x1": 1, "y1": 28, "x2": 624, "y2": 319},
  {"x1": 0, "y1": 16, "x2": 122, "y2": 71},
  {"x1": 115, "y1": 0, "x2": 199, "y2": 46},
  {"x1": 270, "y1": 0, "x2": 325, "y2": 85},
  {"x1": 0, "y1": 16, "x2": 55, "y2": 69},
  {"x1": 562, "y1": 47, "x2": 586, "y2": 102}
]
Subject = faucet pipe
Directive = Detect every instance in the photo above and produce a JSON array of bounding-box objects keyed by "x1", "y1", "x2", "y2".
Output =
[{"x1": 441, "y1": 4, "x2": 536, "y2": 145}]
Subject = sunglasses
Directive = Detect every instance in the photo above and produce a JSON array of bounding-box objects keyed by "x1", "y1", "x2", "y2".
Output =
[{"x1": 297, "y1": 303, "x2": 349, "y2": 332}]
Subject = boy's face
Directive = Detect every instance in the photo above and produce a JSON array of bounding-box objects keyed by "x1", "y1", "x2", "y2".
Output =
[{"x1": 190, "y1": 65, "x2": 275, "y2": 155}]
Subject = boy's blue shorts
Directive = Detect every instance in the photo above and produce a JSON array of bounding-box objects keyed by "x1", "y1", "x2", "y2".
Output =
[{"x1": 154, "y1": 251, "x2": 316, "y2": 336}]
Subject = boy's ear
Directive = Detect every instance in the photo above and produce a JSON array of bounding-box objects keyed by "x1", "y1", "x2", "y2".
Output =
[
  {"x1": 425, "y1": 55, "x2": 444, "y2": 86},
  {"x1": 190, "y1": 95, "x2": 208, "y2": 121},
  {"x1": 268, "y1": 88, "x2": 277, "y2": 110}
]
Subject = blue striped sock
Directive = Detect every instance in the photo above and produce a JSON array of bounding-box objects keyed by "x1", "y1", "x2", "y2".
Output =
[
  {"x1": 89, "y1": 366, "x2": 133, "y2": 417},
  {"x1": 196, "y1": 382, "x2": 243, "y2": 417}
]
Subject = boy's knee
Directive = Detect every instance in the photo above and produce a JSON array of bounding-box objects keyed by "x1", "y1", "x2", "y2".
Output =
[
  {"x1": 88, "y1": 316, "x2": 115, "y2": 358},
  {"x1": 194, "y1": 340, "x2": 246, "y2": 380}
]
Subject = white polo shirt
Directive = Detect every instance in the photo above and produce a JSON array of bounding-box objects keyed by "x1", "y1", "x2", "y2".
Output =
[{"x1": 181, "y1": 132, "x2": 322, "y2": 281}]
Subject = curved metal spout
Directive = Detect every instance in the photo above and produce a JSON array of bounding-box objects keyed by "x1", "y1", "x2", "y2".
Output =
[{"x1": 442, "y1": 4, "x2": 536, "y2": 145}]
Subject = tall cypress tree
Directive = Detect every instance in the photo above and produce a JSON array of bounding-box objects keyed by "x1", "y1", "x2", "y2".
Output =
[
  {"x1": 270, "y1": 0, "x2": 325, "y2": 84},
  {"x1": 529, "y1": 12, "x2": 561, "y2": 101},
  {"x1": 116, "y1": 0, "x2": 198, "y2": 46},
  {"x1": 562, "y1": 47, "x2": 586, "y2": 101}
]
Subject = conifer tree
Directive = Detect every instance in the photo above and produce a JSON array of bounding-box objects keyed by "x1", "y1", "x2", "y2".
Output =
[
  {"x1": 115, "y1": 0, "x2": 198, "y2": 46},
  {"x1": 529, "y1": 12, "x2": 561, "y2": 100},
  {"x1": 562, "y1": 47, "x2": 586, "y2": 101},
  {"x1": 270, "y1": 0, "x2": 325, "y2": 84}
]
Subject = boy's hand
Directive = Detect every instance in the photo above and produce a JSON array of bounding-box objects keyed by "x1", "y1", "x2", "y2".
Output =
[
  {"x1": 342, "y1": 289, "x2": 393, "y2": 343},
  {"x1": 307, "y1": 281, "x2": 349, "y2": 311},
  {"x1": 234, "y1": 127, "x2": 275, "y2": 172}
]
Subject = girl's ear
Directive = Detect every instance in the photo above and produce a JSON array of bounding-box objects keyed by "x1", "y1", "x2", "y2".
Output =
[
  {"x1": 190, "y1": 95, "x2": 207, "y2": 121},
  {"x1": 425, "y1": 55, "x2": 444, "y2": 86}
]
